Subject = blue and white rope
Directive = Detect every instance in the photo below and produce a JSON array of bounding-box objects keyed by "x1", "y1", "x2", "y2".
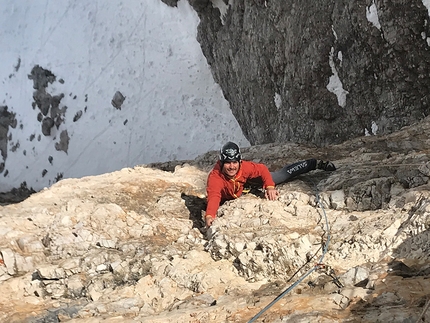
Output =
[{"x1": 247, "y1": 191, "x2": 330, "y2": 323}]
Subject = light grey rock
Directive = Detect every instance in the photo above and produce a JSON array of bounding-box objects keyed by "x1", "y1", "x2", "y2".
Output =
[
  {"x1": 14, "y1": 253, "x2": 35, "y2": 273},
  {"x1": 330, "y1": 190, "x2": 345, "y2": 210},
  {"x1": 36, "y1": 266, "x2": 66, "y2": 280},
  {"x1": 66, "y1": 274, "x2": 86, "y2": 298},
  {"x1": 1, "y1": 248, "x2": 16, "y2": 275},
  {"x1": 16, "y1": 236, "x2": 45, "y2": 253},
  {"x1": 111, "y1": 91, "x2": 126, "y2": 110},
  {"x1": 340, "y1": 266, "x2": 370, "y2": 287},
  {"x1": 98, "y1": 239, "x2": 116, "y2": 249},
  {"x1": 330, "y1": 293, "x2": 350, "y2": 309},
  {"x1": 1, "y1": 118, "x2": 430, "y2": 322}
]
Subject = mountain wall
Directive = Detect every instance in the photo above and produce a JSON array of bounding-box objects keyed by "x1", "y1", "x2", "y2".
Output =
[{"x1": 186, "y1": 0, "x2": 430, "y2": 146}]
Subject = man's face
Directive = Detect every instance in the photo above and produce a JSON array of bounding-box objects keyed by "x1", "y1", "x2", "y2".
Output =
[{"x1": 222, "y1": 161, "x2": 240, "y2": 177}]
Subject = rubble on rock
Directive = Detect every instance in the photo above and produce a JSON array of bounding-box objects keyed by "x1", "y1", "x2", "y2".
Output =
[{"x1": 1, "y1": 117, "x2": 430, "y2": 322}]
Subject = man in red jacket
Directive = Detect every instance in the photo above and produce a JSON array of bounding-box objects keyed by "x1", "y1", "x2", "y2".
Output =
[{"x1": 205, "y1": 142, "x2": 336, "y2": 227}]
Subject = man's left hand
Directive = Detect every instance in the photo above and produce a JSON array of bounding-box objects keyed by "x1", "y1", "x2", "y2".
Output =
[{"x1": 265, "y1": 187, "x2": 279, "y2": 200}]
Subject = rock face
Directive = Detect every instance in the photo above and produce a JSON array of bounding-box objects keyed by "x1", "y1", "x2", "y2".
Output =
[
  {"x1": 192, "y1": 0, "x2": 430, "y2": 146},
  {"x1": 0, "y1": 116, "x2": 430, "y2": 322}
]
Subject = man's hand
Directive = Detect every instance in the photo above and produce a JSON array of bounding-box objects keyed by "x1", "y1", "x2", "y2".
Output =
[
  {"x1": 205, "y1": 215, "x2": 215, "y2": 227},
  {"x1": 265, "y1": 187, "x2": 279, "y2": 200}
]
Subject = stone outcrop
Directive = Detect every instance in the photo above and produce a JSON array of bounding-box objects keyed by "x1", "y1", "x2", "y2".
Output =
[
  {"x1": 0, "y1": 116, "x2": 430, "y2": 322},
  {"x1": 192, "y1": 0, "x2": 430, "y2": 146},
  {"x1": 0, "y1": 106, "x2": 17, "y2": 170}
]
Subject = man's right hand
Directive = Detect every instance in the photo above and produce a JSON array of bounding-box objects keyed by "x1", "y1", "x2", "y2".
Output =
[
  {"x1": 205, "y1": 215, "x2": 215, "y2": 227},
  {"x1": 265, "y1": 187, "x2": 280, "y2": 200}
]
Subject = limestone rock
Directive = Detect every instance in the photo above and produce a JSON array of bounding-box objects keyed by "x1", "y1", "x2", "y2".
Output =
[{"x1": 0, "y1": 117, "x2": 430, "y2": 322}]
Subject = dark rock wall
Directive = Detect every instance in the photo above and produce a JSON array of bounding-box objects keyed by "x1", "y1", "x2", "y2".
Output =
[
  {"x1": 191, "y1": 0, "x2": 430, "y2": 146},
  {"x1": 0, "y1": 106, "x2": 17, "y2": 168}
]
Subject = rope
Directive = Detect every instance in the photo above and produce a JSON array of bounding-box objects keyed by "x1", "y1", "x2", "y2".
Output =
[
  {"x1": 246, "y1": 159, "x2": 428, "y2": 321},
  {"x1": 415, "y1": 298, "x2": 430, "y2": 323},
  {"x1": 247, "y1": 191, "x2": 331, "y2": 323}
]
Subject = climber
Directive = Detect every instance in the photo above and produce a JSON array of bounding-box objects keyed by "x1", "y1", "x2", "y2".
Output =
[{"x1": 205, "y1": 141, "x2": 336, "y2": 227}]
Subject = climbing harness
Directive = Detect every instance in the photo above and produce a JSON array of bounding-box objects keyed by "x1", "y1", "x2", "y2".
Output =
[{"x1": 247, "y1": 190, "x2": 333, "y2": 323}]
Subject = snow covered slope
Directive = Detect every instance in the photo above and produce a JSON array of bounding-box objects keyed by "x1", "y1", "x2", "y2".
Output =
[{"x1": 0, "y1": 0, "x2": 248, "y2": 192}]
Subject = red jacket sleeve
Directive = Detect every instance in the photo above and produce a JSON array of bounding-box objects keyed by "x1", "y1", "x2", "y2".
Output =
[
  {"x1": 240, "y1": 161, "x2": 275, "y2": 188},
  {"x1": 205, "y1": 169, "x2": 224, "y2": 218}
]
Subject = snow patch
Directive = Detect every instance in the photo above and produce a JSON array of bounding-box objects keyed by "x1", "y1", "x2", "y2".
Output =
[
  {"x1": 364, "y1": 121, "x2": 378, "y2": 136},
  {"x1": 331, "y1": 25, "x2": 338, "y2": 40},
  {"x1": 366, "y1": 2, "x2": 381, "y2": 30},
  {"x1": 274, "y1": 93, "x2": 282, "y2": 110},
  {"x1": 372, "y1": 121, "x2": 378, "y2": 134},
  {"x1": 0, "y1": 0, "x2": 249, "y2": 192},
  {"x1": 423, "y1": 30, "x2": 430, "y2": 46},
  {"x1": 326, "y1": 47, "x2": 349, "y2": 108},
  {"x1": 211, "y1": 0, "x2": 230, "y2": 25},
  {"x1": 422, "y1": 0, "x2": 430, "y2": 16}
]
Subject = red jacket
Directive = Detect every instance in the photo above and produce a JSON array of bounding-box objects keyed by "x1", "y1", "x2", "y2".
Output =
[{"x1": 205, "y1": 160, "x2": 275, "y2": 218}]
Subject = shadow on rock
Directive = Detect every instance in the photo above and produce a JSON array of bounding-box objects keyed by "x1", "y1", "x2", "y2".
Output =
[
  {"x1": 347, "y1": 227, "x2": 430, "y2": 321},
  {"x1": 181, "y1": 192, "x2": 206, "y2": 230}
]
